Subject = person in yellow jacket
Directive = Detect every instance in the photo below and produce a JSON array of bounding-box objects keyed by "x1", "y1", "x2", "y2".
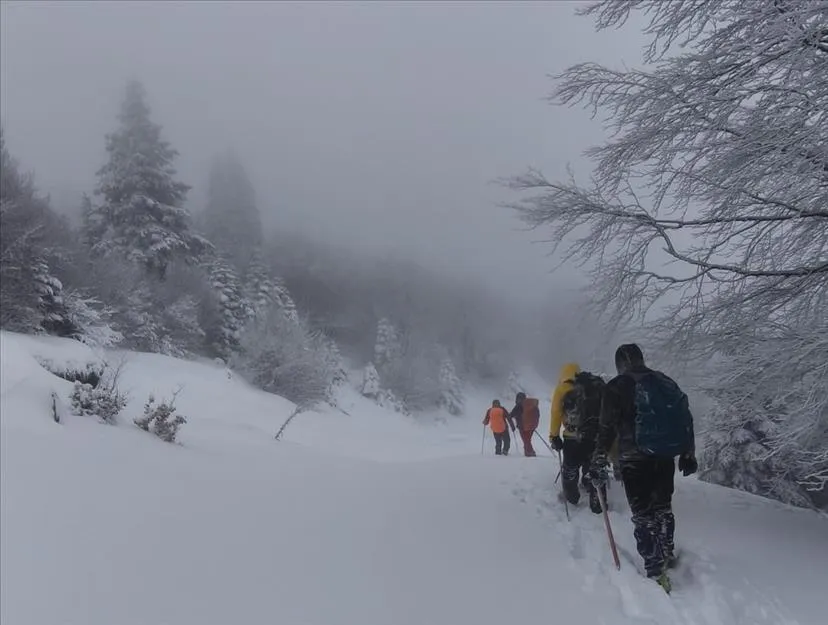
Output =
[{"x1": 549, "y1": 362, "x2": 606, "y2": 513}]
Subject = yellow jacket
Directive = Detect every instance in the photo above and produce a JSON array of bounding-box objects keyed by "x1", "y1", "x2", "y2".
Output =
[{"x1": 549, "y1": 362, "x2": 581, "y2": 440}]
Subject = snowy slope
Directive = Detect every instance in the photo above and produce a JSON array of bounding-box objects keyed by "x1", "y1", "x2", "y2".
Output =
[{"x1": 1, "y1": 332, "x2": 826, "y2": 625}]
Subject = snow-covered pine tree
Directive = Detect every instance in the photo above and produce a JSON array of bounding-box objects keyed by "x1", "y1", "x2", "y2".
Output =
[
  {"x1": 273, "y1": 279, "x2": 299, "y2": 324},
  {"x1": 360, "y1": 362, "x2": 409, "y2": 415},
  {"x1": 32, "y1": 257, "x2": 74, "y2": 337},
  {"x1": 240, "y1": 247, "x2": 299, "y2": 325},
  {"x1": 158, "y1": 293, "x2": 204, "y2": 357},
  {"x1": 90, "y1": 80, "x2": 210, "y2": 281},
  {"x1": 1, "y1": 127, "x2": 52, "y2": 331},
  {"x1": 206, "y1": 256, "x2": 252, "y2": 358},
  {"x1": 503, "y1": 371, "x2": 525, "y2": 404},
  {"x1": 243, "y1": 248, "x2": 277, "y2": 320},
  {"x1": 203, "y1": 150, "x2": 263, "y2": 269},
  {"x1": 323, "y1": 338, "x2": 348, "y2": 391},
  {"x1": 439, "y1": 357, "x2": 464, "y2": 416},
  {"x1": 361, "y1": 362, "x2": 381, "y2": 400},
  {"x1": 374, "y1": 318, "x2": 402, "y2": 372}
]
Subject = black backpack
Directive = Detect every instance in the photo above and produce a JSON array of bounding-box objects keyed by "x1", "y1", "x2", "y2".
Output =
[{"x1": 561, "y1": 371, "x2": 605, "y2": 437}]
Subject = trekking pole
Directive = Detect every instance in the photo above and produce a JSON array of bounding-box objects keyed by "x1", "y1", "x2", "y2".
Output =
[
  {"x1": 533, "y1": 430, "x2": 554, "y2": 456},
  {"x1": 480, "y1": 425, "x2": 486, "y2": 456},
  {"x1": 533, "y1": 431, "x2": 562, "y2": 480},
  {"x1": 596, "y1": 485, "x2": 620, "y2": 570},
  {"x1": 557, "y1": 449, "x2": 570, "y2": 522}
]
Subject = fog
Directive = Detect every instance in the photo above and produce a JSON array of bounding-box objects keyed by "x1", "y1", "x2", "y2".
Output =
[{"x1": 1, "y1": 0, "x2": 644, "y2": 302}]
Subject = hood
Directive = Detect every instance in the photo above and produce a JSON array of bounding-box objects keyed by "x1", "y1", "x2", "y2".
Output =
[{"x1": 557, "y1": 362, "x2": 581, "y2": 385}]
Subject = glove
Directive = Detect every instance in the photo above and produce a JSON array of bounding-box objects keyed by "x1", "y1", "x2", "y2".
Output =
[
  {"x1": 679, "y1": 454, "x2": 698, "y2": 477},
  {"x1": 550, "y1": 436, "x2": 564, "y2": 451},
  {"x1": 590, "y1": 454, "x2": 609, "y2": 487}
]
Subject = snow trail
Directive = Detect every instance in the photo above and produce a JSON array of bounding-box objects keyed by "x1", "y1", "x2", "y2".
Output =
[{"x1": 1, "y1": 332, "x2": 826, "y2": 625}]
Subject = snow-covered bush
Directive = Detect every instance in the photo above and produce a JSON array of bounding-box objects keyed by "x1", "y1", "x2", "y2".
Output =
[
  {"x1": 370, "y1": 318, "x2": 445, "y2": 412},
  {"x1": 62, "y1": 291, "x2": 123, "y2": 348},
  {"x1": 66, "y1": 359, "x2": 127, "y2": 424},
  {"x1": 70, "y1": 379, "x2": 126, "y2": 424},
  {"x1": 135, "y1": 394, "x2": 187, "y2": 444},
  {"x1": 231, "y1": 306, "x2": 332, "y2": 406}
]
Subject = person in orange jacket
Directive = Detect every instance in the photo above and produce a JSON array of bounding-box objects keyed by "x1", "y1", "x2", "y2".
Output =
[{"x1": 483, "y1": 399, "x2": 515, "y2": 456}]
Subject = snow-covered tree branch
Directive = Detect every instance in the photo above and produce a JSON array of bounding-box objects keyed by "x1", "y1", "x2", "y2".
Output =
[{"x1": 506, "y1": 0, "x2": 828, "y2": 507}]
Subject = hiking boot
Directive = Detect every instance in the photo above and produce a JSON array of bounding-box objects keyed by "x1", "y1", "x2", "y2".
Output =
[
  {"x1": 646, "y1": 567, "x2": 672, "y2": 593},
  {"x1": 563, "y1": 481, "x2": 580, "y2": 505},
  {"x1": 589, "y1": 489, "x2": 603, "y2": 514}
]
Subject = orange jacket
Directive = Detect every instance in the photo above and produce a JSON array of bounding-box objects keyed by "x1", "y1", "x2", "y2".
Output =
[{"x1": 483, "y1": 406, "x2": 509, "y2": 433}]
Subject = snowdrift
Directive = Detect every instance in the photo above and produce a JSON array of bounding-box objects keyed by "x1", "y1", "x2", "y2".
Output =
[{"x1": 1, "y1": 331, "x2": 826, "y2": 625}]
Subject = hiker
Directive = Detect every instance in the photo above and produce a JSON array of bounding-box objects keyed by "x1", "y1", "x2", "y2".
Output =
[
  {"x1": 549, "y1": 363, "x2": 607, "y2": 514},
  {"x1": 511, "y1": 392, "x2": 539, "y2": 457},
  {"x1": 483, "y1": 399, "x2": 514, "y2": 456},
  {"x1": 590, "y1": 343, "x2": 698, "y2": 588}
]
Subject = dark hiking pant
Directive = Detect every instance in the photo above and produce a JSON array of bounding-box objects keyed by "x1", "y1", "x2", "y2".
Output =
[
  {"x1": 562, "y1": 437, "x2": 595, "y2": 504},
  {"x1": 519, "y1": 429, "x2": 536, "y2": 457},
  {"x1": 620, "y1": 457, "x2": 676, "y2": 577},
  {"x1": 493, "y1": 431, "x2": 511, "y2": 455}
]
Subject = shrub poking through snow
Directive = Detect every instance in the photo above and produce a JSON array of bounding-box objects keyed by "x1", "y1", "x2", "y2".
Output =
[
  {"x1": 70, "y1": 380, "x2": 126, "y2": 424},
  {"x1": 67, "y1": 360, "x2": 127, "y2": 424},
  {"x1": 135, "y1": 392, "x2": 187, "y2": 443}
]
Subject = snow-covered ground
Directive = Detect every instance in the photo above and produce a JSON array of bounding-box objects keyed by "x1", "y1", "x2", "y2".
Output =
[{"x1": 1, "y1": 331, "x2": 826, "y2": 625}]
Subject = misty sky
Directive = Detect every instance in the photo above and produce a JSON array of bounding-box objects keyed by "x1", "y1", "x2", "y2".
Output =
[{"x1": 1, "y1": 1, "x2": 645, "y2": 300}]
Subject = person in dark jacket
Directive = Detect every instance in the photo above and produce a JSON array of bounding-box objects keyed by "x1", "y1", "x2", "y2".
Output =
[
  {"x1": 591, "y1": 344, "x2": 698, "y2": 584},
  {"x1": 510, "y1": 392, "x2": 539, "y2": 457}
]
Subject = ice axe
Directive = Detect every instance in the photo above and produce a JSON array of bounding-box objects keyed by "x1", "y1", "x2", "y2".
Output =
[
  {"x1": 596, "y1": 484, "x2": 620, "y2": 570},
  {"x1": 556, "y1": 449, "x2": 570, "y2": 522}
]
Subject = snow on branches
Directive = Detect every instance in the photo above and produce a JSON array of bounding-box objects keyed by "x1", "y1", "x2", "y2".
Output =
[{"x1": 505, "y1": 0, "x2": 828, "y2": 507}]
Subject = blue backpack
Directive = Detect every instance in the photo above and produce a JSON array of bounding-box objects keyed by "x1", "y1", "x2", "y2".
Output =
[{"x1": 629, "y1": 371, "x2": 694, "y2": 457}]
